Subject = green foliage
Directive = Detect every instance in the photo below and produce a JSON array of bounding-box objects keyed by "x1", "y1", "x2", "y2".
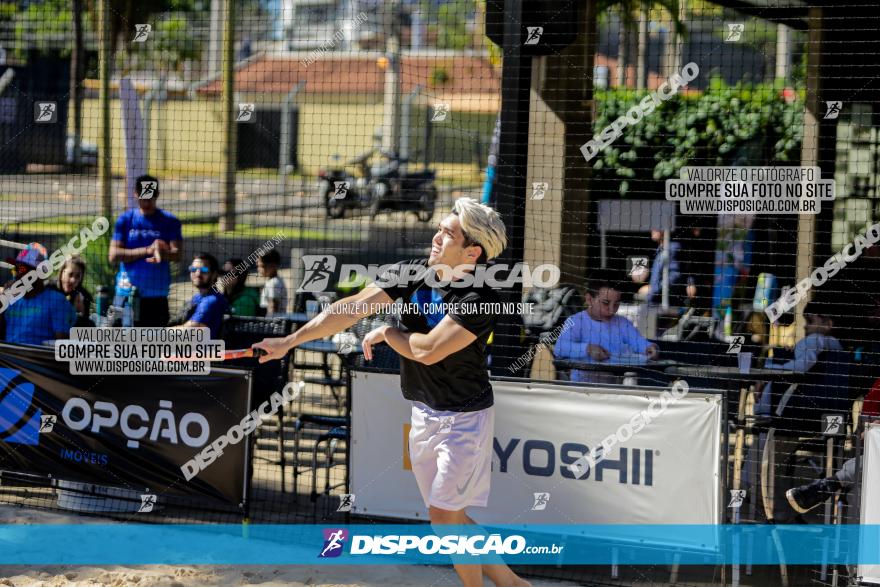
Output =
[
  {"x1": 429, "y1": 66, "x2": 450, "y2": 86},
  {"x1": 128, "y1": 12, "x2": 200, "y2": 72},
  {"x1": 590, "y1": 78, "x2": 804, "y2": 196},
  {"x1": 436, "y1": 1, "x2": 473, "y2": 50},
  {"x1": 77, "y1": 231, "x2": 116, "y2": 297},
  {"x1": 12, "y1": 0, "x2": 73, "y2": 59}
]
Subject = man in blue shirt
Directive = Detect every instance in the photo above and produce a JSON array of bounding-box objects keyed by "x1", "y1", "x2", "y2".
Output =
[
  {"x1": 108, "y1": 174, "x2": 182, "y2": 326},
  {"x1": 554, "y1": 275, "x2": 659, "y2": 383},
  {"x1": 175, "y1": 253, "x2": 229, "y2": 339},
  {"x1": 1, "y1": 248, "x2": 75, "y2": 345}
]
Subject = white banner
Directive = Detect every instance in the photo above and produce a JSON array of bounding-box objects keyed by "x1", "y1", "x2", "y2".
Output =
[
  {"x1": 120, "y1": 77, "x2": 146, "y2": 210},
  {"x1": 860, "y1": 423, "x2": 880, "y2": 584},
  {"x1": 351, "y1": 372, "x2": 722, "y2": 543}
]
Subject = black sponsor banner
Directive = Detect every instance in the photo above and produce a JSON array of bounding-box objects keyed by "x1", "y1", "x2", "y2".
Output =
[{"x1": 0, "y1": 343, "x2": 251, "y2": 506}]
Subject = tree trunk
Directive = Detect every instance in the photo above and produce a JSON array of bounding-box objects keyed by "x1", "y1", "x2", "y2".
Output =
[
  {"x1": 70, "y1": 0, "x2": 84, "y2": 171},
  {"x1": 616, "y1": 13, "x2": 627, "y2": 87}
]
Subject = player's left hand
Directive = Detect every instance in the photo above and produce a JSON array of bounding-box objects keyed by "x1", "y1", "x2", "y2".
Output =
[{"x1": 362, "y1": 325, "x2": 389, "y2": 361}]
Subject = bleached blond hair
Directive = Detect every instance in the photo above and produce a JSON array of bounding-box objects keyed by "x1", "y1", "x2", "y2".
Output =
[{"x1": 452, "y1": 197, "x2": 507, "y2": 261}]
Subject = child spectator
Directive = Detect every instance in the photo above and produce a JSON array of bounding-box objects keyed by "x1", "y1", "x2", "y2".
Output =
[
  {"x1": 0, "y1": 247, "x2": 75, "y2": 345},
  {"x1": 257, "y1": 249, "x2": 287, "y2": 317},
  {"x1": 554, "y1": 274, "x2": 658, "y2": 382},
  {"x1": 53, "y1": 255, "x2": 94, "y2": 327},
  {"x1": 220, "y1": 258, "x2": 260, "y2": 316}
]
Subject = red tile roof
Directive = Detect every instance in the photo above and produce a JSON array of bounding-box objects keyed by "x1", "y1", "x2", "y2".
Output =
[{"x1": 198, "y1": 54, "x2": 501, "y2": 96}]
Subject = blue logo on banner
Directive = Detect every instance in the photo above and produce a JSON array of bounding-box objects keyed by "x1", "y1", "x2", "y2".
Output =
[
  {"x1": 0, "y1": 367, "x2": 40, "y2": 445},
  {"x1": 319, "y1": 528, "x2": 348, "y2": 558}
]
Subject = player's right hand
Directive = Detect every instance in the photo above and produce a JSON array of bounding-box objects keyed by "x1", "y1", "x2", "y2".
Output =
[
  {"x1": 587, "y1": 344, "x2": 610, "y2": 361},
  {"x1": 254, "y1": 337, "x2": 291, "y2": 363}
]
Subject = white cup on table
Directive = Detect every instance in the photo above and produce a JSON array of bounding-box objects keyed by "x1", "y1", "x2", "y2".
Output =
[{"x1": 738, "y1": 352, "x2": 752, "y2": 374}]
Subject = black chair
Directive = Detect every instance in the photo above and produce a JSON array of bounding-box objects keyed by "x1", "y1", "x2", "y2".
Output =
[
  {"x1": 221, "y1": 315, "x2": 294, "y2": 491},
  {"x1": 290, "y1": 414, "x2": 348, "y2": 503},
  {"x1": 758, "y1": 349, "x2": 855, "y2": 523}
]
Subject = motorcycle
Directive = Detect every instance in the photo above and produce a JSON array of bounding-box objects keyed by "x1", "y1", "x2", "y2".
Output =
[
  {"x1": 368, "y1": 155, "x2": 437, "y2": 223},
  {"x1": 319, "y1": 149, "x2": 437, "y2": 223},
  {"x1": 318, "y1": 151, "x2": 373, "y2": 219}
]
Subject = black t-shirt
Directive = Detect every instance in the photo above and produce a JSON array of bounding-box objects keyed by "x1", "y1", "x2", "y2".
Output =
[{"x1": 377, "y1": 258, "x2": 498, "y2": 412}]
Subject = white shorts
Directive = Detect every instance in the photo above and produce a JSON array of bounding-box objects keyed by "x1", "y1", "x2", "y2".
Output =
[{"x1": 408, "y1": 401, "x2": 494, "y2": 511}]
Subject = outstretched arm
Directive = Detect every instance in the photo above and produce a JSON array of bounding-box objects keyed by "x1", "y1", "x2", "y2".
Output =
[{"x1": 255, "y1": 284, "x2": 394, "y2": 362}]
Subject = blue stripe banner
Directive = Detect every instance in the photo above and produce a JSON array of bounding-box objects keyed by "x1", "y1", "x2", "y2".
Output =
[{"x1": 0, "y1": 524, "x2": 878, "y2": 565}]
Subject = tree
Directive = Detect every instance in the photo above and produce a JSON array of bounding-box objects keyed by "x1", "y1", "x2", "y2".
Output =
[{"x1": 599, "y1": 0, "x2": 686, "y2": 88}]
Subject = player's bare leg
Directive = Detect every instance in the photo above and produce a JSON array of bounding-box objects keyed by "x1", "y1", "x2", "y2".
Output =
[{"x1": 429, "y1": 505, "x2": 532, "y2": 587}]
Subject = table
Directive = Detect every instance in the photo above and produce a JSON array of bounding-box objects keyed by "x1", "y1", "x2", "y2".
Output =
[
  {"x1": 664, "y1": 365, "x2": 806, "y2": 384},
  {"x1": 279, "y1": 312, "x2": 311, "y2": 324},
  {"x1": 293, "y1": 340, "x2": 362, "y2": 410},
  {"x1": 554, "y1": 358, "x2": 680, "y2": 376}
]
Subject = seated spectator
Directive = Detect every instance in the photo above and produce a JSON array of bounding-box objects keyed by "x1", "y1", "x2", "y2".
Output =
[
  {"x1": 755, "y1": 302, "x2": 843, "y2": 415},
  {"x1": 220, "y1": 258, "x2": 260, "y2": 316},
  {"x1": 632, "y1": 230, "x2": 683, "y2": 306},
  {"x1": 53, "y1": 255, "x2": 94, "y2": 327},
  {"x1": 0, "y1": 247, "x2": 75, "y2": 345},
  {"x1": 173, "y1": 253, "x2": 229, "y2": 339},
  {"x1": 554, "y1": 275, "x2": 659, "y2": 383},
  {"x1": 787, "y1": 387, "x2": 880, "y2": 514},
  {"x1": 257, "y1": 249, "x2": 287, "y2": 317}
]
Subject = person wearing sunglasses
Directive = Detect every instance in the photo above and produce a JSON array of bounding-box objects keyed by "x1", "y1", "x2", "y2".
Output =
[{"x1": 173, "y1": 253, "x2": 229, "y2": 339}]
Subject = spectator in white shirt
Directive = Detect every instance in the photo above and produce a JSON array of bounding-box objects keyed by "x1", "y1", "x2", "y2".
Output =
[{"x1": 257, "y1": 249, "x2": 288, "y2": 317}]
